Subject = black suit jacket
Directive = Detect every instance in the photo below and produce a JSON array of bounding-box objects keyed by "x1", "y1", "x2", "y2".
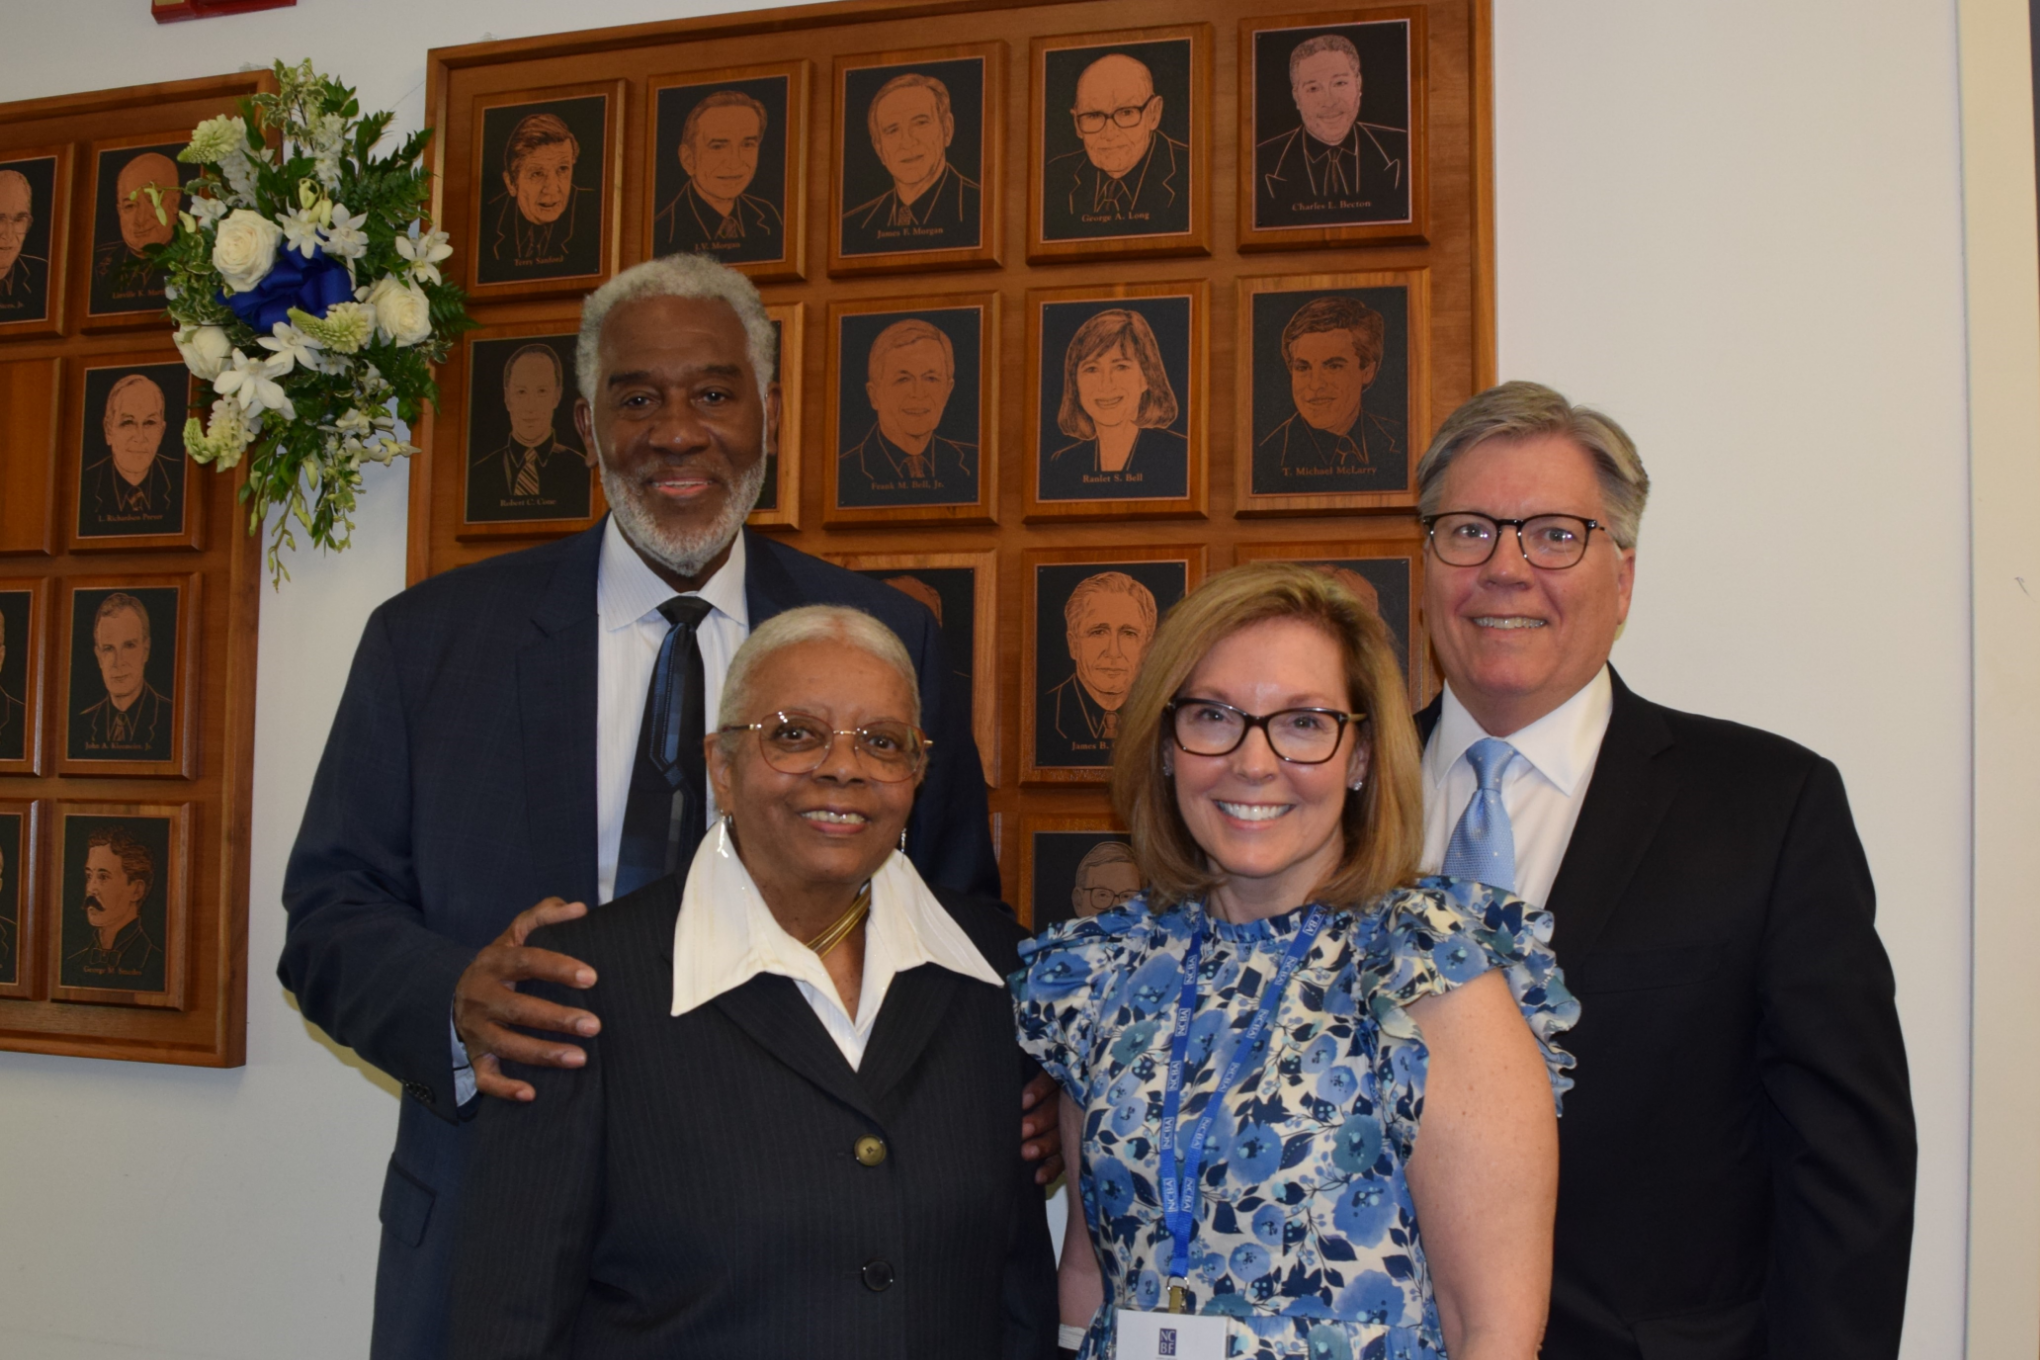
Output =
[
  {"x1": 449, "y1": 877, "x2": 1057, "y2": 1359},
  {"x1": 1418, "y1": 671, "x2": 1915, "y2": 1358},
  {"x1": 278, "y1": 521, "x2": 999, "y2": 1360}
]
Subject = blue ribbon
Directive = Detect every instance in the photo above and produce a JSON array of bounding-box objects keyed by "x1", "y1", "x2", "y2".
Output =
[
  {"x1": 219, "y1": 243, "x2": 353, "y2": 334},
  {"x1": 1156, "y1": 903, "x2": 1329, "y2": 1303}
]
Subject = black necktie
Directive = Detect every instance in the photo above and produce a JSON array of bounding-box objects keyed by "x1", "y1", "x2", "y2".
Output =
[{"x1": 614, "y1": 595, "x2": 714, "y2": 898}]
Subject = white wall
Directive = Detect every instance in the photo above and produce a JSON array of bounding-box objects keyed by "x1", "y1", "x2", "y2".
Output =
[
  {"x1": 1493, "y1": 4, "x2": 1972, "y2": 1351},
  {"x1": 0, "y1": 1, "x2": 1980, "y2": 1356}
]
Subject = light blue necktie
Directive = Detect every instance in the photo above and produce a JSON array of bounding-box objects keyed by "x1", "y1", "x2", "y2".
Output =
[{"x1": 1442, "y1": 737, "x2": 1517, "y2": 891}]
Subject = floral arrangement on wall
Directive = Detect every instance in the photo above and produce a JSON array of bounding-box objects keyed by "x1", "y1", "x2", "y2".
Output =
[{"x1": 145, "y1": 60, "x2": 471, "y2": 581}]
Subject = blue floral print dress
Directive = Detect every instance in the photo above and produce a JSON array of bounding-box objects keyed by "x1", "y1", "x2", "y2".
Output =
[{"x1": 1011, "y1": 877, "x2": 1578, "y2": 1360}]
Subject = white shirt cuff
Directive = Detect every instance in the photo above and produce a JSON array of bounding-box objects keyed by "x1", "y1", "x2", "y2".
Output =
[{"x1": 451, "y1": 1013, "x2": 477, "y2": 1106}]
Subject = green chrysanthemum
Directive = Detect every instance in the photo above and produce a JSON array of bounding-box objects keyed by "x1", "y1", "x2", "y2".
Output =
[
  {"x1": 289, "y1": 302, "x2": 374, "y2": 355},
  {"x1": 180, "y1": 115, "x2": 246, "y2": 166}
]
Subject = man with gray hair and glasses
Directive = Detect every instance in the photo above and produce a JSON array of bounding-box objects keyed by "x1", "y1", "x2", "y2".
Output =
[
  {"x1": 280, "y1": 254, "x2": 1061, "y2": 1360},
  {"x1": 1414, "y1": 380, "x2": 1915, "y2": 1357}
]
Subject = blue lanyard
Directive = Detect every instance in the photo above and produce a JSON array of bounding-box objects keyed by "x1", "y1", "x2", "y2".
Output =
[{"x1": 1155, "y1": 903, "x2": 1329, "y2": 1311}]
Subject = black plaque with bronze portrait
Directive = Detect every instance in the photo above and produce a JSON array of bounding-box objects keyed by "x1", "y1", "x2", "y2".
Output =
[
  {"x1": 60, "y1": 580, "x2": 193, "y2": 777},
  {"x1": 1240, "y1": 8, "x2": 1427, "y2": 250},
  {"x1": 470, "y1": 85, "x2": 619, "y2": 296},
  {"x1": 53, "y1": 802, "x2": 188, "y2": 1007},
  {"x1": 463, "y1": 334, "x2": 591, "y2": 527},
  {"x1": 829, "y1": 301, "x2": 987, "y2": 518},
  {"x1": 73, "y1": 360, "x2": 193, "y2": 547},
  {"x1": 1022, "y1": 820, "x2": 1137, "y2": 930},
  {"x1": 1023, "y1": 548, "x2": 1200, "y2": 781},
  {"x1": 0, "y1": 584, "x2": 40, "y2": 773},
  {"x1": 0, "y1": 147, "x2": 67, "y2": 337},
  {"x1": 831, "y1": 44, "x2": 1002, "y2": 274},
  {"x1": 649, "y1": 64, "x2": 806, "y2": 281},
  {"x1": 85, "y1": 138, "x2": 197, "y2": 323},
  {"x1": 0, "y1": 806, "x2": 25, "y2": 993},
  {"x1": 1238, "y1": 269, "x2": 1429, "y2": 514},
  {"x1": 1029, "y1": 26, "x2": 1211, "y2": 261},
  {"x1": 1029, "y1": 287, "x2": 1202, "y2": 516}
]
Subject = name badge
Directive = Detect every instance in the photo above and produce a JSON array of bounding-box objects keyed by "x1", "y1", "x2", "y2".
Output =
[{"x1": 1115, "y1": 1307, "x2": 1228, "y2": 1359}]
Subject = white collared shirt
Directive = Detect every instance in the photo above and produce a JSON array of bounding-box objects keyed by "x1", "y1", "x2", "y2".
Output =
[
  {"x1": 670, "y1": 820, "x2": 1003, "y2": 1069},
  {"x1": 1420, "y1": 666, "x2": 1615, "y2": 911},
  {"x1": 595, "y1": 516, "x2": 750, "y2": 905}
]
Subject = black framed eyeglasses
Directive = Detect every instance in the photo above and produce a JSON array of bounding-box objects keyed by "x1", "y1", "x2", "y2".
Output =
[
  {"x1": 720, "y1": 710, "x2": 931, "y2": 783},
  {"x1": 1071, "y1": 94, "x2": 1159, "y2": 134},
  {"x1": 1165, "y1": 699, "x2": 1366, "y2": 765},
  {"x1": 1422, "y1": 511, "x2": 1605, "y2": 570}
]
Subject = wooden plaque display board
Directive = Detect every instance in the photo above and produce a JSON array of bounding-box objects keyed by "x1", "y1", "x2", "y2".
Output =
[
  {"x1": 0, "y1": 73, "x2": 269, "y2": 1065},
  {"x1": 415, "y1": 0, "x2": 1491, "y2": 916}
]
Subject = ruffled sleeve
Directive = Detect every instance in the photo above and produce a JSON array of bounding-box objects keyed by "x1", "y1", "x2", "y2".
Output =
[
  {"x1": 1009, "y1": 905, "x2": 1151, "y2": 1102},
  {"x1": 1359, "y1": 876, "x2": 1580, "y2": 1107}
]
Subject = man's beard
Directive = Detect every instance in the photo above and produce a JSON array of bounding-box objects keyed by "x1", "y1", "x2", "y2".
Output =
[{"x1": 595, "y1": 431, "x2": 767, "y2": 579}]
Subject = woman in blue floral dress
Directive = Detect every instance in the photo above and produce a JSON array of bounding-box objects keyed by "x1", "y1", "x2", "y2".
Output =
[{"x1": 1013, "y1": 564, "x2": 1577, "y2": 1360}]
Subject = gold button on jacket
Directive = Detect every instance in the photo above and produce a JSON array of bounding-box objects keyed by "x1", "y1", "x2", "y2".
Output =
[{"x1": 853, "y1": 1135, "x2": 887, "y2": 1167}]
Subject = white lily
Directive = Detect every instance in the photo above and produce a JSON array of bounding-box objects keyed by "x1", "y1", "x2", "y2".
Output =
[
  {"x1": 321, "y1": 203, "x2": 370, "y2": 261},
  {"x1": 258, "y1": 320, "x2": 325, "y2": 375},
  {"x1": 214, "y1": 349, "x2": 297, "y2": 421},
  {"x1": 395, "y1": 221, "x2": 453, "y2": 286},
  {"x1": 280, "y1": 205, "x2": 324, "y2": 259},
  {"x1": 188, "y1": 195, "x2": 228, "y2": 228}
]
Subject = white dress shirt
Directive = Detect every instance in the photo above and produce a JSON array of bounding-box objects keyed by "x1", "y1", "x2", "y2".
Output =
[
  {"x1": 670, "y1": 820, "x2": 1003, "y2": 1069},
  {"x1": 1420, "y1": 666, "x2": 1615, "y2": 911},
  {"x1": 595, "y1": 516, "x2": 750, "y2": 905}
]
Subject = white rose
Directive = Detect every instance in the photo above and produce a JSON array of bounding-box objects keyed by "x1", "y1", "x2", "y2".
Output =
[
  {"x1": 366, "y1": 274, "x2": 433, "y2": 348},
  {"x1": 212, "y1": 208, "x2": 282, "y2": 293},
  {"x1": 174, "y1": 324, "x2": 234, "y2": 381}
]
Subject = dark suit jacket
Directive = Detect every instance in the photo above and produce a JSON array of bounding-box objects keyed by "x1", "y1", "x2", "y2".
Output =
[
  {"x1": 1418, "y1": 670, "x2": 1915, "y2": 1359},
  {"x1": 448, "y1": 877, "x2": 1057, "y2": 1359},
  {"x1": 1046, "y1": 134, "x2": 1189, "y2": 239},
  {"x1": 278, "y1": 521, "x2": 999, "y2": 1360},
  {"x1": 0, "y1": 251, "x2": 48, "y2": 321},
  {"x1": 465, "y1": 437, "x2": 591, "y2": 523},
  {"x1": 1254, "y1": 122, "x2": 1410, "y2": 226},
  {"x1": 78, "y1": 682, "x2": 171, "y2": 759},
  {"x1": 0, "y1": 688, "x2": 24, "y2": 762},
  {"x1": 840, "y1": 163, "x2": 981, "y2": 254},
  {"x1": 836, "y1": 426, "x2": 978, "y2": 507},
  {"x1": 652, "y1": 181, "x2": 784, "y2": 265},
  {"x1": 1040, "y1": 425, "x2": 1189, "y2": 501}
]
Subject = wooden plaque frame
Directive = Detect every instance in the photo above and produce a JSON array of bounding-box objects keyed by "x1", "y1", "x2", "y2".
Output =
[
  {"x1": 1016, "y1": 809, "x2": 1131, "y2": 929},
  {"x1": 1021, "y1": 277, "x2": 1209, "y2": 523},
  {"x1": 0, "y1": 70, "x2": 268, "y2": 1066},
  {"x1": 1235, "y1": 6, "x2": 1431, "y2": 253},
  {"x1": 829, "y1": 42, "x2": 1006, "y2": 277},
  {"x1": 0, "y1": 142, "x2": 73, "y2": 343},
  {"x1": 644, "y1": 60, "x2": 812, "y2": 285},
  {"x1": 47, "y1": 799, "x2": 192, "y2": 1011},
  {"x1": 1026, "y1": 23, "x2": 1215, "y2": 265},
  {"x1": 464, "y1": 78, "x2": 627, "y2": 304},
  {"x1": 1234, "y1": 266, "x2": 1432, "y2": 516},
  {"x1": 415, "y1": 0, "x2": 1494, "y2": 906},
  {"x1": 0, "y1": 577, "x2": 51, "y2": 777},
  {"x1": 1020, "y1": 542, "x2": 1206, "y2": 785},
  {"x1": 0, "y1": 799, "x2": 41, "y2": 1000},
  {"x1": 823, "y1": 290, "x2": 1001, "y2": 528}
]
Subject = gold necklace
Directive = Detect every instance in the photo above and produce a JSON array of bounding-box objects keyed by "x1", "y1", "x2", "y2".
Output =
[{"x1": 804, "y1": 883, "x2": 872, "y2": 960}]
